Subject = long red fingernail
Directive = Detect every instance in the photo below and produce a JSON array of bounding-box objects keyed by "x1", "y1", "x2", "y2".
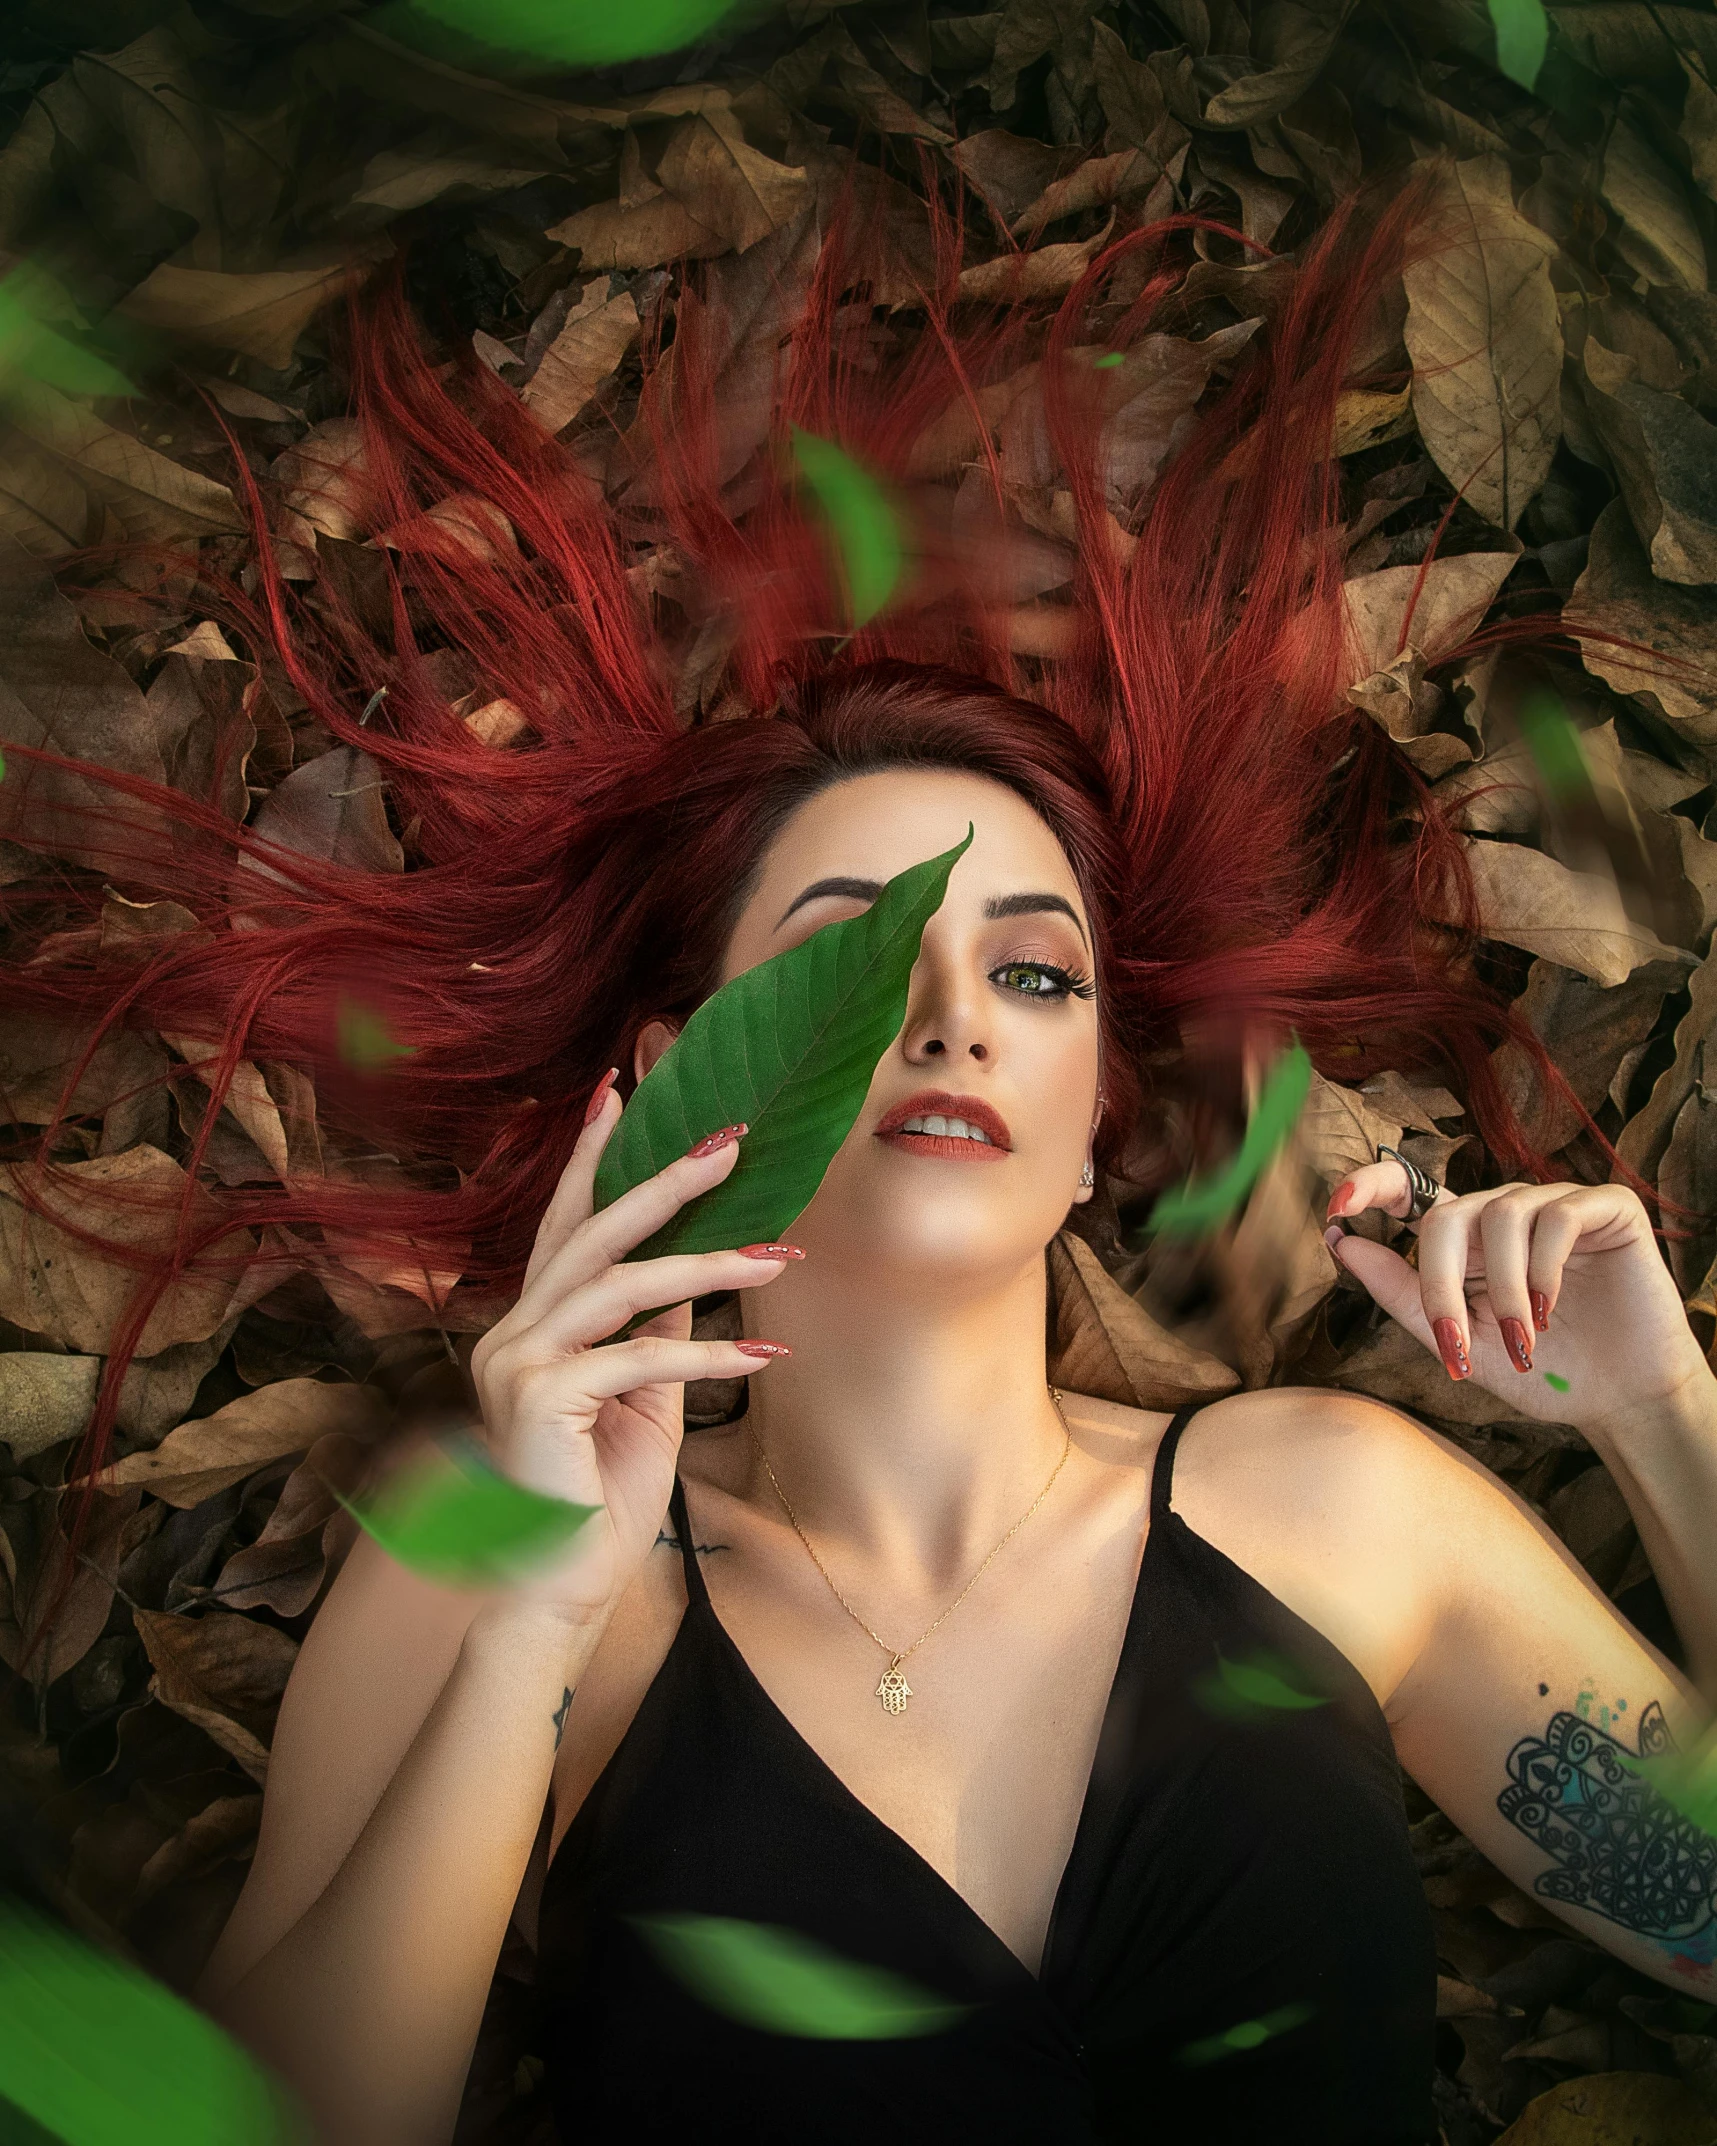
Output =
[
  {"x1": 687, "y1": 1123, "x2": 747, "y2": 1158},
  {"x1": 738, "y1": 1243, "x2": 806, "y2": 1260},
  {"x1": 582, "y1": 1067, "x2": 618, "y2": 1128},
  {"x1": 1327, "y1": 1180, "x2": 1357, "y2": 1219},
  {"x1": 736, "y1": 1340, "x2": 791, "y2": 1358},
  {"x1": 1500, "y1": 1317, "x2": 1533, "y2": 1373},
  {"x1": 1433, "y1": 1317, "x2": 1470, "y2": 1380},
  {"x1": 1531, "y1": 1290, "x2": 1551, "y2": 1333}
]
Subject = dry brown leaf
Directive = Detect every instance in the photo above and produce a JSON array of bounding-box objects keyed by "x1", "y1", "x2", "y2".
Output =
[
  {"x1": 1047, "y1": 1231, "x2": 1240, "y2": 1409},
  {"x1": 119, "y1": 254, "x2": 383, "y2": 370},
  {"x1": 1618, "y1": 949, "x2": 1717, "y2": 1186},
  {"x1": 132, "y1": 1791, "x2": 262, "y2": 1909},
  {"x1": 1402, "y1": 157, "x2": 1560, "y2": 531},
  {"x1": 1580, "y1": 338, "x2": 1717, "y2": 588},
  {"x1": 1340, "y1": 553, "x2": 1518, "y2": 684},
  {"x1": 948, "y1": 131, "x2": 1085, "y2": 233},
  {"x1": 1566, "y1": 501, "x2": 1717, "y2": 755},
  {"x1": 161, "y1": 1036, "x2": 290, "y2": 1180},
  {"x1": 209, "y1": 1431, "x2": 366, "y2": 1617},
  {"x1": 521, "y1": 281, "x2": 640, "y2": 435},
  {"x1": 1601, "y1": 115, "x2": 1709, "y2": 295},
  {"x1": 134, "y1": 1606, "x2": 299, "y2": 1784},
  {"x1": 1491, "y1": 2071, "x2": 1717, "y2": 2145},
  {"x1": 1492, "y1": 956, "x2": 1686, "y2": 1154},
  {"x1": 464, "y1": 697, "x2": 532, "y2": 747},
  {"x1": 549, "y1": 110, "x2": 807, "y2": 268},
  {"x1": 272, "y1": 418, "x2": 370, "y2": 542},
  {"x1": 0, "y1": 1146, "x2": 243, "y2": 1355},
  {"x1": 1011, "y1": 145, "x2": 1178, "y2": 236},
  {"x1": 1326, "y1": 1316, "x2": 1541, "y2": 1433},
  {"x1": 1348, "y1": 648, "x2": 1477, "y2": 778},
  {"x1": 4, "y1": 381, "x2": 244, "y2": 543},
  {"x1": 1660, "y1": 1082, "x2": 1717, "y2": 1294},
  {"x1": 957, "y1": 227, "x2": 1111, "y2": 305},
  {"x1": 1333, "y1": 386, "x2": 1415, "y2": 457},
  {"x1": 0, "y1": 1485, "x2": 143, "y2": 1690},
  {"x1": 1293, "y1": 1072, "x2": 1405, "y2": 1199},
  {"x1": 242, "y1": 746, "x2": 403, "y2": 879},
  {"x1": 1447, "y1": 838, "x2": 1686, "y2": 988},
  {"x1": 84, "y1": 1376, "x2": 388, "y2": 1505}
]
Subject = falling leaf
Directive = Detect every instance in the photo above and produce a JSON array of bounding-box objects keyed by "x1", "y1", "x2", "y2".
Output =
[
  {"x1": 0, "y1": 269, "x2": 136, "y2": 400},
  {"x1": 332, "y1": 1429, "x2": 599, "y2": 1587},
  {"x1": 631, "y1": 1914, "x2": 968, "y2": 2038},
  {"x1": 1142, "y1": 1038, "x2": 1313, "y2": 1239},
  {"x1": 0, "y1": 1897, "x2": 306, "y2": 2146},
  {"x1": 1178, "y1": 2001, "x2": 1318, "y2": 2065},
  {"x1": 1402, "y1": 156, "x2": 1560, "y2": 531},
  {"x1": 1486, "y1": 0, "x2": 1548, "y2": 92},
  {"x1": 408, "y1": 0, "x2": 740, "y2": 65},
  {"x1": 790, "y1": 428, "x2": 905, "y2": 628},
  {"x1": 335, "y1": 998, "x2": 415, "y2": 1070},
  {"x1": 593, "y1": 830, "x2": 971, "y2": 1266},
  {"x1": 1517, "y1": 692, "x2": 1595, "y2": 802},
  {"x1": 1192, "y1": 1650, "x2": 1332, "y2": 1724}
]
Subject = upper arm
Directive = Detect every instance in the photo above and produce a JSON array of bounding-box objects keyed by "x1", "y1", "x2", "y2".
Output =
[
  {"x1": 1383, "y1": 1420, "x2": 1715, "y2": 1998},
  {"x1": 196, "y1": 1436, "x2": 503, "y2": 2004}
]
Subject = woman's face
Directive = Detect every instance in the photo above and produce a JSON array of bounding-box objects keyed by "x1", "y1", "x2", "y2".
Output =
[{"x1": 712, "y1": 767, "x2": 1101, "y2": 1291}]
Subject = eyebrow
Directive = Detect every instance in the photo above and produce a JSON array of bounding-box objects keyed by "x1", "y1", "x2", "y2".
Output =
[{"x1": 775, "y1": 878, "x2": 1089, "y2": 949}]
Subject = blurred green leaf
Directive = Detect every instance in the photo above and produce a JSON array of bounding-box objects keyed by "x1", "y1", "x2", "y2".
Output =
[
  {"x1": 1518, "y1": 692, "x2": 1593, "y2": 802},
  {"x1": 0, "y1": 270, "x2": 137, "y2": 402},
  {"x1": 332, "y1": 1430, "x2": 600, "y2": 1587},
  {"x1": 791, "y1": 428, "x2": 906, "y2": 629},
  {"x1": 336, "y1": 997, "x2": 416, "y2": 1069},
  {"x1": 593, "y1": 829, "x2": 971, "y2": 1267},
  {"x1": 1178, "y1": 2001, "x2": 1317, "y2": 2066},
  {"x1": 1142, "y1": 1039, "x2": 1313, "y2": 1239},
  {"x1": 1616, "y1": 1742, "x2": 1717, "y2": 1837},
  {"x1": 0, "y1": 1898, "x2": 306, "y2": 2146},
  {"x1": 1487, "y1": 0, "x2": 1549, "y2": 91},
  {"x1": 632, "y1": 1914, "x2": 969, "y2": 2037},
  {"x1": 400, "y1": 0, "x2": 741, "y2": 65},
  {"x1": 1191, "y1": 1649, "x2": 1332, "y2": 1724}
]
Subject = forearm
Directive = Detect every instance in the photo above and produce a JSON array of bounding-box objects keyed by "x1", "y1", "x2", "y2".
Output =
[
  {"x1": 216, "y1": 1602, "x2": 604, "y2": 2146},
  {"x1": 1584, "y1": 1374, "x2": 1717, "y2": 1704}
]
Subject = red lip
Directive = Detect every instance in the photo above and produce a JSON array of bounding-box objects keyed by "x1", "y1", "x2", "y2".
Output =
[{"x1": 874, "y1": 1089, "x2": 1012, "y2": 1155}]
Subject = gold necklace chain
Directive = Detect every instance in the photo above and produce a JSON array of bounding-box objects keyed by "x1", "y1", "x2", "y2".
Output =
[{"x1": 749, "y1": 1387, "x2": 1074, "y2": 1716}]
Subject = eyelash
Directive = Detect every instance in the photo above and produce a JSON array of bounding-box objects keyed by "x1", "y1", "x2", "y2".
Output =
[{"x1": 989, "y1": 960, "x2": 1098, "y2": 1003}]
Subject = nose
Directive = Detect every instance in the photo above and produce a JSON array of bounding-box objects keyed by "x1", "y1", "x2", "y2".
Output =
[{"x1": 899, "y1": 944, "x2": 992, "y2": 1065}]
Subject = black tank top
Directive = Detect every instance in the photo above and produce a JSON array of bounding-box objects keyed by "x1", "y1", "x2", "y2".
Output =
[{"x1": 534, "y1": 1404, "x2": 1437, "y2": 2143}]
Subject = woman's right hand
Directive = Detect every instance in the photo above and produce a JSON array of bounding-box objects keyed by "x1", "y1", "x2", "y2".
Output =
[{"x1": 465, "y1": 1082, "x2": 796, "y2": 1628}]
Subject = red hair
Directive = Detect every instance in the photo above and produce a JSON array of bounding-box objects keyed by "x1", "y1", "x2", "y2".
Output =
[{"x1": 4, "y1": 185, "x2": 1585, "y2": 1646}]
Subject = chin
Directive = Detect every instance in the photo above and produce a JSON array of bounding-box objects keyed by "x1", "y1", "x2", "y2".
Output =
[{"x1": 800, "y1": 1166, "x2": 1061, "y2": 1284}]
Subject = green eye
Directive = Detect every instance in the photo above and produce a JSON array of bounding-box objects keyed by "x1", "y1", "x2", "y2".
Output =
[{"x1": 990, "y1": 962, "x2": 1097, "y2": 1002}]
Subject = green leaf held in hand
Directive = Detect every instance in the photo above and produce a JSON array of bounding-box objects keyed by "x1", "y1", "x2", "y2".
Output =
[
  {"x1": 791, "y1": 428, "x2": 906, "y2": 629},
  {"x1": 631, "y1": 1915, "x2": 969, "y2": 2038},
  {"x1": 1178, "y1": 2002, "x2": 1317, "y2": 2066},
  {"x1": 1191, "y1": 1649, "x2": 1331, "y2": 1724},
  {"x1": 1486, "y1": 0, "x2": 1549, "y2": 91},
  {"x1": 0, "y1": 1897, "x2": 307, "y2": 2146},
  {"x1": 333, "y1": 1431, "x2": 599, "y2": 1587},
  {"x1": 593, "y1": 827, "x2": 972, "y2": 1267},
  {"x1": 403, "y1": 0, "x2": 741, "y2": 64},
  {"x1": 1140, "y1": 1037, "x2": 1313, "y2": 1240}
]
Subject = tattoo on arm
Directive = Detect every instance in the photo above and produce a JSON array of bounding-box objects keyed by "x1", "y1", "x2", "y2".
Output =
[
  {"x1": 1499, "y1": 1698, "x2": 1717, "y2": 1973},
  {"x1": 653, "y1": 1528, "x2": 730, "y2": 1557},
  {"x1": 551, "y1": 1686, "x2": 573, "y2": 1751}
]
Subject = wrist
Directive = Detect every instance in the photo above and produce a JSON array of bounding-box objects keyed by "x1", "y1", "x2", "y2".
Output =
[
  {"x1": 1577, "y1": 1359, "x2": 1717, "y2": 1452},
  {"x1": 464, "y1": 1593, "x2": 616, "y2": 1665}
]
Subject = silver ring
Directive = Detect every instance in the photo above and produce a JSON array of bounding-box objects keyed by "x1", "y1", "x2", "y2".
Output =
[{"x1": 1376, "y1": 1143, "x2": 1442, "y2": 1222}]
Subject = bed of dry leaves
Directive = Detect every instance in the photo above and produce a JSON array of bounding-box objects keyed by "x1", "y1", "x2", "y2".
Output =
[{"x1": 4, "y1": 3, "x2": 1717, "y2": 2141}]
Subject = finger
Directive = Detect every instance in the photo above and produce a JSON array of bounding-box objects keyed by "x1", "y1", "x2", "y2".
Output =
[
  {"x1": 1414, "y1": 1200, "x2": 1478, "y2": 1380},
  {"x1": 522, "y1": 1069, "x2": 622, "y2": 1292},
  {"x1": 514, "y1": 1128, "x2": 747, "y2": 1326},
  {"x1": 512, "y1": 1245, "x2": 802, "y2": 1358},
  {"x1": 1326, "y1": 1156, "x2": 1455, "y2": 1225},
  {"x1": 1325, "y1": 1231, "x2": 1437, "y2": 1352},
  {"x1": 1525, "y1": 1188, "x2": 1612, "y2": 1333},
  {"x1": 522, "y1": 1333, "x2": 790, "y2": 1408},
  {"x1": 1477, "y1": 1190, "x2": 1539, "y2": 1372}
]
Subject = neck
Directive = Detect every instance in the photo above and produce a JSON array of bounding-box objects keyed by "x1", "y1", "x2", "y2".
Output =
[{"x1": 737, "y1": 1252, "x2": 1068, "y2": 1590}]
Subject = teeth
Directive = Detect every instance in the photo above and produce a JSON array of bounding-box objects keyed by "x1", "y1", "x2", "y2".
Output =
[{"x1": 899, "y1": 1115, "x2": 993, "y2": 1144}]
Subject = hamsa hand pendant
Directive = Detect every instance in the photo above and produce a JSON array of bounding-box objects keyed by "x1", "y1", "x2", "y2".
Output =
[{"x1": 876, "y1": 1661, "x2": 912, "y2": 1714}]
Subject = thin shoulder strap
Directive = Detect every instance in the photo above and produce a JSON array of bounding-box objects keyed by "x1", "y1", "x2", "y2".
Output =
[
  {"x1": 1149, "y1": 1404, "x2": 1203, "y2": 1525},
  {"x1": 667, "y1": 1475, "x2": 710, "y2": 1608}
]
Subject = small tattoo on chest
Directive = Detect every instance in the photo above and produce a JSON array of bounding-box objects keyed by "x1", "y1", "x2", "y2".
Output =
[
  {"x1": 654, "y1": 1528, "x2": 730, "y2": 1557},
  {"x1": 552, "y1": 1686, "x2": 573, "y2": 1750}
]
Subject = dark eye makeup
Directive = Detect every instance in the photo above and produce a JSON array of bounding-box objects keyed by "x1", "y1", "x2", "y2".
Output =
[{"x1": 989, "y1": 959, "x2": 1097, "y2": 1003}]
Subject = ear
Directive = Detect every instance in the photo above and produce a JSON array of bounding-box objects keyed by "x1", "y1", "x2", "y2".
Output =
[{"x1": 633, "y1": 1018, "x2": 682, "y2": 1085}]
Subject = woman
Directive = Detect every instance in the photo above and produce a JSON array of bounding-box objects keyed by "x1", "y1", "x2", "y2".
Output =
[{"x1": 12, "y1": 206, "x2": 1716, "y2": 2145}]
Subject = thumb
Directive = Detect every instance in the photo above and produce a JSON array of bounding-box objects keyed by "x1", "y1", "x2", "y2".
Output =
[{"x1": 1327, "y1": 1231, "x2": 1436, "y2": 1354}]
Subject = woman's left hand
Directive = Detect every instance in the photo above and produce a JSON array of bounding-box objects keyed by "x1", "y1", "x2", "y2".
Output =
[{"x1": 1325, "y1": 1165, "x2": 1716, "y2": 1433}]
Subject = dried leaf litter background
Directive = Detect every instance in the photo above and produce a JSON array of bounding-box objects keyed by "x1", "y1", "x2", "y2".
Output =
[{"x1": 2, "y1": 3, "x2": 1717, "y2": 2140}]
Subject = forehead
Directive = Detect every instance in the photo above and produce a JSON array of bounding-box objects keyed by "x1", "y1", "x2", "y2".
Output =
[{"x1": 742, "y1": 768, "x2": 1085, "y2": 914}]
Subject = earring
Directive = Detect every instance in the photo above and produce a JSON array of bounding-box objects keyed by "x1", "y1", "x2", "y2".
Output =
[{"x1": 1079, "y1": 1160, "x2": 1095, "y2": 1188}]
